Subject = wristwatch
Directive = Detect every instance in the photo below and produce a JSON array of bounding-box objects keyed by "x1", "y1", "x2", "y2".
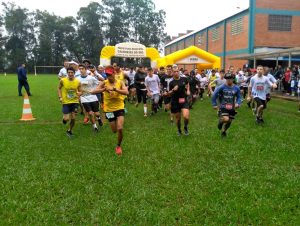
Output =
[{"x1": 113, "y1": 87, "x2": 116, "y2": 91}]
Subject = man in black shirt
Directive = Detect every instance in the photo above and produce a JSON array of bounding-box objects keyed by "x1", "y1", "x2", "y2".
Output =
[
  {"x1": 185, "y1": 69, "x2": 199, "y2": 109},
  {"x1": 161, "y1": 65, "x2": 174, "y2": 123},
  {"x1": 168, "y1": 67, "x2": 190, "y2": 135},
  {"x1": 134, "y1": 65, "x2": 148, "y2": 117}
]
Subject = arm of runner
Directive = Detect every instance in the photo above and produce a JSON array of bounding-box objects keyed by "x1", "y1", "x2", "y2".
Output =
[
  {"x1": 247, "y1": 78, "x2": 253, "y2": 100},
  {"x1": 211, "y1": 86, "x2": 219, "y2": 108},
  {"x1": 77, "y1": 84, "x2": 82, "y2": 97},
  {"x1": 235, "y1": 87, "x2": 242, "y2": 108},
  {"x1": 57, "y1": 80, "x2": 63, "y2": 102},
  {"x1": 91, "y1": 82, "x2": 106, "y2": 94},
  {"x1": 186, "y1": 82, "x2": 190, "y2": 96},
  {"x1": 114, "y1": 81, "x2": 129, "y2": 95}
]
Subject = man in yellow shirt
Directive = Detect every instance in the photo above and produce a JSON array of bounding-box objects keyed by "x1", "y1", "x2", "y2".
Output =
[
  {"x1": 92, "y1": 66, "x2": 128, "y2": 155},
  {"x1": 57, "y1": 67, "x2": 81, "y2": 137}
]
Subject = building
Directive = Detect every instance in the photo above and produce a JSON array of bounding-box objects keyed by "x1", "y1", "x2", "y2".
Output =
[{"x1": 164, "y1": 0, "x2": 300, "y2": 70}]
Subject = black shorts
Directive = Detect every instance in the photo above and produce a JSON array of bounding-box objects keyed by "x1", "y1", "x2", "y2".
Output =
[
  {"x1": 62, "y1": 103, "x2": 78, "y2": 114},
  {"x1": 82, "y1": 101, "x2": 99, "y2": 113},
  {"x1": 164, "y1": 96, "x2": 171, "y2": 105},
  {"x1": 219, "y1": 108, "x2": 237, "y2": 119},
  {"x1": 171, "y1": 100, "x2": 189, "y2": 113},
  {"x1": 105, "y1": 109, "x2": 125, "y2": 122},
  {"x1": 137, "y1": 89, "x2": 147, "y2": 104},
  {"x1": 254, "y1": 97, "x2": 266, "y2": 109}
]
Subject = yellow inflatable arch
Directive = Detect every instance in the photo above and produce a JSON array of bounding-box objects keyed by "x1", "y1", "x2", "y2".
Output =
[{"x1": 157, "y1": 46, "x2": 221, "y2": 70}]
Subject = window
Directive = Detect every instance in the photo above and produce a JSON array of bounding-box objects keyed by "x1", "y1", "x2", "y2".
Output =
[
  {"x1": 231, "y1": 17, "x2": 243, "y2": 35},
  {"x1": 268, "y1": 15, "x2": 292, "y2": 31},
  {"x1": 197, "y1": 33, "x2": 204, "y2": 45},
  {"x1": 212, "y1": 27, "x2": 220, "y2": 41}
]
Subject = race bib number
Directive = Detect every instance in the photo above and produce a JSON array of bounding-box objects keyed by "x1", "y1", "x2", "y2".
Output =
[
  {"x1": 105, "y1": 112, "x2": 115, "y2": 119},
  {"x1": 67, "y1": 90, "x2": 76, "y2": 99},
  {"x1": 256, "y1": 85, "x2": 264, "y2": 91},
  {"x1": 179, "y1": 98, "x2": 185, "y2": 104},
  {"x1": 225, "y1": 104, "x2": 233, "y2": 110}
]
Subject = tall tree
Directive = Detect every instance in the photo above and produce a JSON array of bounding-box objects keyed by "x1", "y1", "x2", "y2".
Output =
[
  {"x1": 0, "y1": 13, "x2": 7, "y2": 72},
  {"x1": 102, "y1": 0, "x2": 130, "y2": 45},
  {"x1": 125, "y1": 0, "x2": 166, "y2": 50},
  {"x1": 2, "y1": 2, "x2": 35, "y2": 72},
  {"x1": 77, "y1": 2, "x2": 106, "y2": 63}
]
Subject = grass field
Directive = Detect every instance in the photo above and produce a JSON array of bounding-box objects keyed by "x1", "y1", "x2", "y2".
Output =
[{"x1": 0, "y1": 74, "x2": 300, "y2": 225}]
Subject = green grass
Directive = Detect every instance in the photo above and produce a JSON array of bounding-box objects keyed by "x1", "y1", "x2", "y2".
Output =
[{"x1": 0, "y1": 74, "x2": 300, "y2": 225}]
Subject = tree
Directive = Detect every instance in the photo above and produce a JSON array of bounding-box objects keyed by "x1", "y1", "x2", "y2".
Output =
[
  {"x1": 125, "y1": 0, "x2": 167, "y2": 51},
  {"x1": 102, "y1": 0, "x2": 130, "y2": 45},
  {"x1": 0, "y1": 13, "x2": 7, "y2": 72},
  {"x1": 76, "y1": 2, "x2": 106, "y2": 64},
  {"x1": 2, "y1": 2, "x2": 35, "y2": 72}
]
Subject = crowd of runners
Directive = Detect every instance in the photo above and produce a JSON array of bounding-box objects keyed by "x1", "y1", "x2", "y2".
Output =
[{"x1": 57, "y1": 59, "x2": 299, "y2": 154}]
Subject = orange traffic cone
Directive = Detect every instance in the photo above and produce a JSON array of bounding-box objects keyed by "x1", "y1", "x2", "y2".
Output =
[{"x1": 20, "y1": 94, "x2": 36, "y2": 121}]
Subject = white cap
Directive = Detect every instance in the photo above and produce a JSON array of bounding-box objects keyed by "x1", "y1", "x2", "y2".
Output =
[
  {"x1": 239, "y1": 70, "x2": 245, "y2": 75},
  {"x1": 68, "y1": 60, "x2": 78, "y2": 65}
]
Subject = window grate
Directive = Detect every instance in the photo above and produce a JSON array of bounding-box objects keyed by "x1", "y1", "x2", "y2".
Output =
[
  {"x1": 231, "y1": 17, "x2": 243, "y2": 35},
  {"x1": 268, "y1": 15, "x2": 292, "y2": 31},
  {"x1": 212, "y1": 27, "x2": 220, "y2": 41}
]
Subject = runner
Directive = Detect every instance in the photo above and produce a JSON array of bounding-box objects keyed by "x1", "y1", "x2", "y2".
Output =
[
  {"x1": 57, "y1": 67, "x2": 81, "y2": 137},
  {"x1": 145, "y1": 67, "x2": 160, "y2": 115},
  {"x1": 210, "y1": 69, "x2": 226, "y2": 91},
  {"x1": 134, "y1": 65, "x2": 148, "y2": 117},
  {"x1": 168, "y1": 67, "x2": 190, "y2": 136},
  {"x1": 92, "y1": 66, "x2": 128, "y2": 155},
  {"x1": 247, "y1": 65, "x2": 277, "y2": 124},
  {"x1": 207, "y1": 69, "x2": 218, "y2": 97},
  {"x1": 263, "y1": 66, "x2": 277, "y2": 104},
  {"x1": 77, "y1": 64, "x2": 103, "y2": 132},
  {"x1": 212, "y1": 73, "x2": 242, "y2": 137},
  {"x1": 161, "y1": 65, "x2": 175, "y2": 123},
  {"x1": 58, "y1": 60, "x2": 69, "y2": 80},
  {"x1": 236, "y1": 70, "x2": 246, "y2": 99},
  {"x1": 198, "y1": 70, "x2": 208, "y2": 100},
  {"x1": 185, "y1": 69, "x2": 199, "y2": 109},
  {"x1": 127, "y1": 67, "x2": 136, "y2": 103}
]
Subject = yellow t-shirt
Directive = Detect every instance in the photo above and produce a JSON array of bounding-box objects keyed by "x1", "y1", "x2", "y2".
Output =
[
  {"x1": 115, "y1": 71, "x2": 125, "y2": 83},
  {"x1": 61, "y1": 78, "x2": 80, "y2": 104},
  {"x1": 209, "y1": 75, "x2": 217, "y2": 87},
  {"x1": 103, "y1": 80, "x2": 125, "y2": 112}
]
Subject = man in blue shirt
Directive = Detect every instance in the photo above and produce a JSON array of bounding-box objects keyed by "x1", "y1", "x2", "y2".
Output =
[
  {"x1": 17, "y1": 63, "x2": 32, "y2": 96},
  {"x1": 212, "y1": 73, "x2": 242, "y2": 137}
]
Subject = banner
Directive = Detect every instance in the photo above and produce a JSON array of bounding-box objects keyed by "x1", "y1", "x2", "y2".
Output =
[{"x1": 115, "y1": 42, "x2": 146, "y2": 58}]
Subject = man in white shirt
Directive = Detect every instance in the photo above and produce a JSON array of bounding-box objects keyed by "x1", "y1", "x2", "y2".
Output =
[
  {"x1": 248, "y1": 65, "x2": 277, "y2": 124},
  {"x1": 145, "y1": 67, "x2": 160, "y2": 115},
  {"x1": 77, "y1": 64, "x2": 103, "y2": 131},
  {"x1": 58, "y1": 60, "x2": 69, "y2": 79}
]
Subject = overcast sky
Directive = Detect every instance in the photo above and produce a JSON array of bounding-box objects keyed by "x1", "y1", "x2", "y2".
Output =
[{"x1": 1, "y1": 0, "x2": 249, "y2": 36}]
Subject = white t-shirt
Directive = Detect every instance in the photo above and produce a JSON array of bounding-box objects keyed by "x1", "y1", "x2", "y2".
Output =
[
  {"x1": 250, "y1": 74, "x2": 273, "y2": 100},
  {"x1": 128, "y1": 71, "x2": 136, "y2": 85},
  {"x1": 145, "y1": 74, "x2": 160, "y2": 95},
  {"x1": 265, "y1": 74, "x2": 277, "y2": 94},
  {"x1": 199, "y1": 76, "x2": 208, "y2": 88},
  {"x1": 77, "y1": 75, "x2": 99, "y2": 103},
  {"x1": 58, "y1": 67, "x2": 67, "y2": 79},
  {"x1": 75, "y1": 70, "x2": 81, "y2": 77}
]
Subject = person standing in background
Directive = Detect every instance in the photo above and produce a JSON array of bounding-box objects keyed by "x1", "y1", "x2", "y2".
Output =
[{"x1": 17, "y1": 63, "x2": 32, "y2": 96}]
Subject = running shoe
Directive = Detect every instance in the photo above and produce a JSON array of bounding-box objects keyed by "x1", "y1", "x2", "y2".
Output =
[
  {"x1": 221, "y1": 131, "x2": 227, "y2": 137},
  {"x1": 115, "y1": 146, "x2": 122, "y2": 155},
  {"x1": 184, "y1": 128, "x2": 189, "y2": 136},
  {"x1": 83, "y1": 117, "x2": 89, "y2": 124},
  {"x1": 66, "y1": 130, "x2": 73, "y2": 137},
  {"x1": 177, "y1": 130, "x2": 182, "y2": 136},
  {"x1": 97, "y1": 117, "x2": 103, "y2": 126}
]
